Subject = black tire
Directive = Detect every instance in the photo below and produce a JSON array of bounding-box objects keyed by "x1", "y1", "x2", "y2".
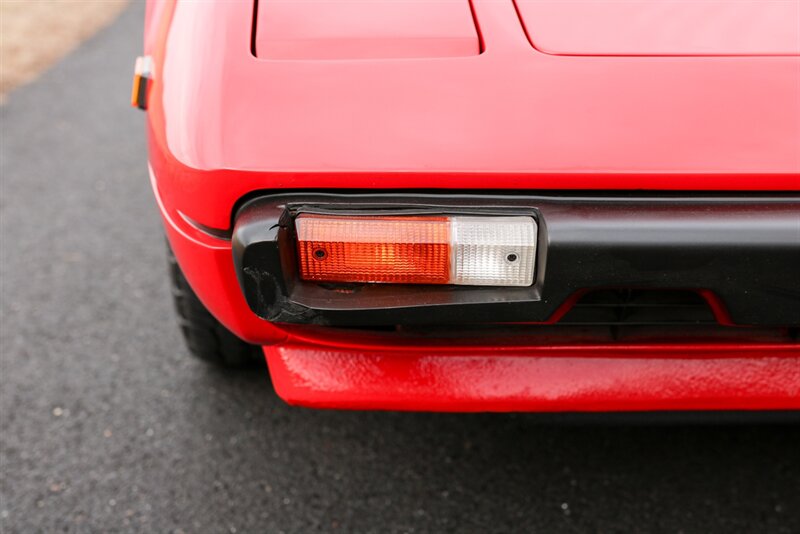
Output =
[{"x1": 167, "y1": 245, "x2": 259, "y2": 367}]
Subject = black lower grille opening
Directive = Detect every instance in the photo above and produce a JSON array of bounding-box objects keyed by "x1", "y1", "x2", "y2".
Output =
[
  {"x1": 323, "y1": 289, "x2": 797, "y2": 345},
  {"x1": 558, "y1": 289, "x2": 717, "y2": 326}
]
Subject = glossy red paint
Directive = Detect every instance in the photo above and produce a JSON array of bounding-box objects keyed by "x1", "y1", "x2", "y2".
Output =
[
  {"x1": 146, "y1": 0, "x2": 800, "y2": 230},
  {"x1": 150, "y1": 166, "x2": 287, "y2": 346},
  {"x1": 144, "y1": 0, "x2": 800, "y2": 412},
  {"x1": 265, "y1": 342, "x2": 800, "y2": 412},
  {"x1": 255, "y1": 0, "x2": 481, "y2": 59},
  {"x1": 515, "y1": 0, "x2": 800, "y2": 56}
]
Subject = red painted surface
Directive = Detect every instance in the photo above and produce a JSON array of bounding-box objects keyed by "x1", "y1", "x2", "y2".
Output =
[
  {"x1": 144, "y1": 0, "x2": 800, "y2": 411},
  {"x1": 265, "y1": 343, "x2": 800, "y2": 412},
  {"x1": 515, "y1": 0, "x2": 800, "y2": 56},
  {"x1": 146, "y1": 0, "x2": 800, "y2": 230},
  {"x1": 150, "y1": 166, "x2": 287, "y2": 346},
  {"x1": 255, "y1": 0, "x2": 480, "y2": 59}
]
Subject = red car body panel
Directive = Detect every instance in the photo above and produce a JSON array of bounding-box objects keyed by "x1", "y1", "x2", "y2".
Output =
[
  {"x1": 266, "y1": 342, "x2": 800, "y2": 412},
  {"x1": 144, "y1": 0, "x2": 800, "y2": 412},
  {"x1": 255, "y1": 0, "x2": 481, "y2": 60},
  {"x1": 515, "y1": 0, "x2": 800, "y2": 56}
]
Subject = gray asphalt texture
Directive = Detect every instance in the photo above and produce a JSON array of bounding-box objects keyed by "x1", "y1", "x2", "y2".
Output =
[{"x1": 1, "y1": 3, "x2": 799, "y2": 532}]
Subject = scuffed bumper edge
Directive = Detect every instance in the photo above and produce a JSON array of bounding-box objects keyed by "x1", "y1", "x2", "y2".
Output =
[{"x1": 150, "y1": 164, "x2": 288, "y2": 345}]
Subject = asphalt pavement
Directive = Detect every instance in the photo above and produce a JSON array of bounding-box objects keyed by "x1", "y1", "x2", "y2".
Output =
[{"x1": 1, "y1": 3, "x2": 799, "y2": 532}]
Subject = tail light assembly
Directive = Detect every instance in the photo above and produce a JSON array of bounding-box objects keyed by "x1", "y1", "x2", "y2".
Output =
[
  {"x1": 232, "y1": 193, "x2": 800, "y2": 327},
  {"x1": 294, "y1": 214, "x2": 537, "y2": 287}
]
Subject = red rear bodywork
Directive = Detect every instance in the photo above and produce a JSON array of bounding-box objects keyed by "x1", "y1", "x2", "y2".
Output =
[{"x1": 143, "y1": 0, "x2": 800, "y2": 412}]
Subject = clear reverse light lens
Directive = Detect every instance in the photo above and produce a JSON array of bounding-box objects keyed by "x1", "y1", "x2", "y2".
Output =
[{"x1": 450, "y1": 216, "x2": 537, "y2": 286}]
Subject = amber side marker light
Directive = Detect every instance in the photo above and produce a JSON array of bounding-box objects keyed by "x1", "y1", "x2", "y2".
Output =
[
  {"x1": 131, "y1": 56, "x2": 153, "y2": 110},
  {"x1": 295, "y1": 214, "x2": 537, "y2": 286}
]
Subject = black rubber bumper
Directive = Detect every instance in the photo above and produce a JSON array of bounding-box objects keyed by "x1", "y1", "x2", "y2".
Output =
[{"x1": 231, "y1": 193, "x2": 800, "y2": 327}]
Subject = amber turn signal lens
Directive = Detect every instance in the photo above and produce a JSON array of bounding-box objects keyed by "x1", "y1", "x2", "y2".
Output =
[
  {"x1": 295, "y1": 215, "x2": 451, "y2": 284},
  {"x1": 131, "y1": 56, "x2": 153, "y2": 110}
]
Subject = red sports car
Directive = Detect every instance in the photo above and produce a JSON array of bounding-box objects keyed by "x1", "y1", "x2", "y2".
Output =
[{"x1": 135, "y1": 0, "x2": 800, "y2": 412}]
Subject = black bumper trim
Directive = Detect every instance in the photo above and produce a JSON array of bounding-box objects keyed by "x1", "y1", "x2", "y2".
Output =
[{"x1": 232, "y1": 193, "x2": 800, "y2": 327}]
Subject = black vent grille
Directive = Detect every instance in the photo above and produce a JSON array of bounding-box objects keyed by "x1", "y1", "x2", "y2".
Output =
[{"x1": 558, "y1": 289, "x2": 717, "y2": 326}]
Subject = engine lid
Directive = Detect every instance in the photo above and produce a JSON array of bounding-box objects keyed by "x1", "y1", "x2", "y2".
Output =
[{"x1": 254, "y1": 0, "x2": 480, "y2": 60}]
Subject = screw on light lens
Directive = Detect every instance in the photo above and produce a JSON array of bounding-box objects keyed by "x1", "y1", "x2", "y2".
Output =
[
  {"x1": 294, "y1": 214, "x2": 537, "y2": 286},
  {"x1": 295, "y1": 215, "x2": 451, "y2": 284},
  {"x1": 450, "y1": 216, "x2": 537, "y2": 286}
]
